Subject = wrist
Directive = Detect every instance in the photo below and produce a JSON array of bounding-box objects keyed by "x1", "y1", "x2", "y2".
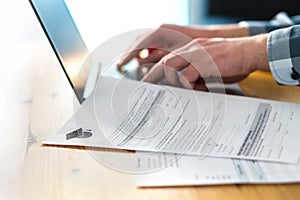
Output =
[{"x1": 243, "y1": 34, "x2": 269, "y2": 72}]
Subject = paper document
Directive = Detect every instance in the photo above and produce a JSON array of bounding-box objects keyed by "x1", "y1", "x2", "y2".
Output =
[
  {"x1": 135, "y1": 152, "x2": 300, "y2": 187},
  {"x1": 44, "y1": 77, "x2": 300, "y2": 163}
]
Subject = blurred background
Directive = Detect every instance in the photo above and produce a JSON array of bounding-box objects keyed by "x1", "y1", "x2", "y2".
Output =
[
  {"x1": 190, "y1": 0, "x2": 300, "y2": 24},
  {"x1": 1, "y1": 0, "x2": 300, "y2": 55}
]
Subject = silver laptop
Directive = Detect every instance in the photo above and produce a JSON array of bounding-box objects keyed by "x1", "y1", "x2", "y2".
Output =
[
  {"x1": 29, "y1": 0, "x2": 104, "y2": 103},
  {"x1": 29, "y1": 0, "x2": 244, "y2": 100}
]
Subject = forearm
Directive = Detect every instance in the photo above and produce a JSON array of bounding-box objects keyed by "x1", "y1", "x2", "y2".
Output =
[
  {"x1": 160, "y1": 23, "x2": 250, "y2": 39},
  {"x1": 194, "y1": 24, "x2": 250, "y2": 38}
]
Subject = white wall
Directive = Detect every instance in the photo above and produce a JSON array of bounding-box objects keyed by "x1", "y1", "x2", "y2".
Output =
[
  {"x1": 65, "y1": 0, "x2": 189, "y2": 51},
  {"x1": 0, "y1": 1, "x2": 43, "y2": 46},
  {"x1": 0, "y1": 0, "x2": 188, "y2": 65}
]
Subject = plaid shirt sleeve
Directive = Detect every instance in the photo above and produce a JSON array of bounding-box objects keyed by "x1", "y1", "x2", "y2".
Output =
[
  {"x1": 267, "y1": 25, "x2": 300, "y2": 85},
  {"x1": 240, "y1": 12, "x2": 300, "y2": 85}
]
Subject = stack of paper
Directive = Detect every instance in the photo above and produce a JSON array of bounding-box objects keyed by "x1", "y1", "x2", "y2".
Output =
[{"x1": 44, "y1": 77, "x2": 300, "y2": 187}]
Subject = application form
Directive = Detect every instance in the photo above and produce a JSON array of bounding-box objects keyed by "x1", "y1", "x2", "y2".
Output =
[
  {"x1": 44, "y1": 77, "x2": 300, "y2": 163},
  {"x1": 135, "y1": 152, "x2": 300, "y2": 187}
]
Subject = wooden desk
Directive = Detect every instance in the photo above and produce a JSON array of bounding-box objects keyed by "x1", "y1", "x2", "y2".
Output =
[{"x1": 2, "y1": 40, "x2": 300, "y2": 200}]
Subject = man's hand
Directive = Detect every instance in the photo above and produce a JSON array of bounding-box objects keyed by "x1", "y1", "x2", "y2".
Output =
[
  {"x1": 117, "y1": 24, "x2": 250, "y2": 72},
  {"x1": 142, "y1": 34, "x2": 269, "y2": 90},
  {"x1": 117, "y1": 24, "x2": 192, "y2": 71}
]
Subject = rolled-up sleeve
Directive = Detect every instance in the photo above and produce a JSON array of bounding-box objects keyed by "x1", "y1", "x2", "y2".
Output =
[
  {"x1": 267, "y1": 25, "x2": 300, "y2": 85},
  {"x1": 239, "y1": 11, "x2": 300, "y2": 85}
]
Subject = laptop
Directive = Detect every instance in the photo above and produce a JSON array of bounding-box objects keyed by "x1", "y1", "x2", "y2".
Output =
[
  {"x1": 29, "y1": 0, "x2": 244, "y2": 102},
  {"x1": 29, "y1": 0, "x2": 119, "y2": 104}
]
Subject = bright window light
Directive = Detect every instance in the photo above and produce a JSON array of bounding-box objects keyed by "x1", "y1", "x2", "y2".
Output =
[{"x1": 65, "y1": 0, "x2": 189, "y2": 51}]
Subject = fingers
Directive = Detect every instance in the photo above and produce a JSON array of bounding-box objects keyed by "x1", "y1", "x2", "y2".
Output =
[
  {"x1": 142, "y1": 38, "x2": 219, "y2": 88},
  {"x1": 164, "y1": 67, "x2": 182, "y2": 87},
  {"x1": 180, "y1": 65, "x2": 200, "y2": 83},
  {"x1": 185, "y1": 77, "x2": 208, "y2": 91},
  {"x1": 142, "y1": 53, "x2": 220, "y2": 92},
  {"x1": 142, "y1": 51, "x2": 191, "y2": 84},
  {"x1": 177, "y1": 66, "x2": 197, "y2": 89},
  {"x1": 178, "y1": 73, "x2": 208, "y2": 91},
  {"x1": 163, "y1": 52, "x2": 191, "y2": 71},
  {"x1": 117, "y1": 49, "x2": 140, "y2": 71},
  {"x1": 117, "y1": 32, "x2": 153, "y2": 69},
  {"x1": 142, "y1": 62, "x2": 165, "y2": 83},
  {"x1": 118, "y1": 47, "x2": 169, "y2": 73},
  {"x1": 138, "y1": 49, "x2": 168, "y2": 65},
  {"x1": 117, "y1": 25, "x2": 193, "y2": 71}
]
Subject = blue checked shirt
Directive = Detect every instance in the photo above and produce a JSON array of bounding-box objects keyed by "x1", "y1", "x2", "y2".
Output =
[{"x1": 240, "y1": 12, "x2": 300, "y2": 85}]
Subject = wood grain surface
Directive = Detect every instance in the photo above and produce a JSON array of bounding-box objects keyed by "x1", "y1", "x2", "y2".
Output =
[{"x1": 1, "y1": 41, "x2": 300, "y2": 200}]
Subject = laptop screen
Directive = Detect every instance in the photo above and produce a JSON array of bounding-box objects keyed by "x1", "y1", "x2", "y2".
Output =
[{"x1": 30, "y1": 0, "x2": 91, "y2": 103}]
